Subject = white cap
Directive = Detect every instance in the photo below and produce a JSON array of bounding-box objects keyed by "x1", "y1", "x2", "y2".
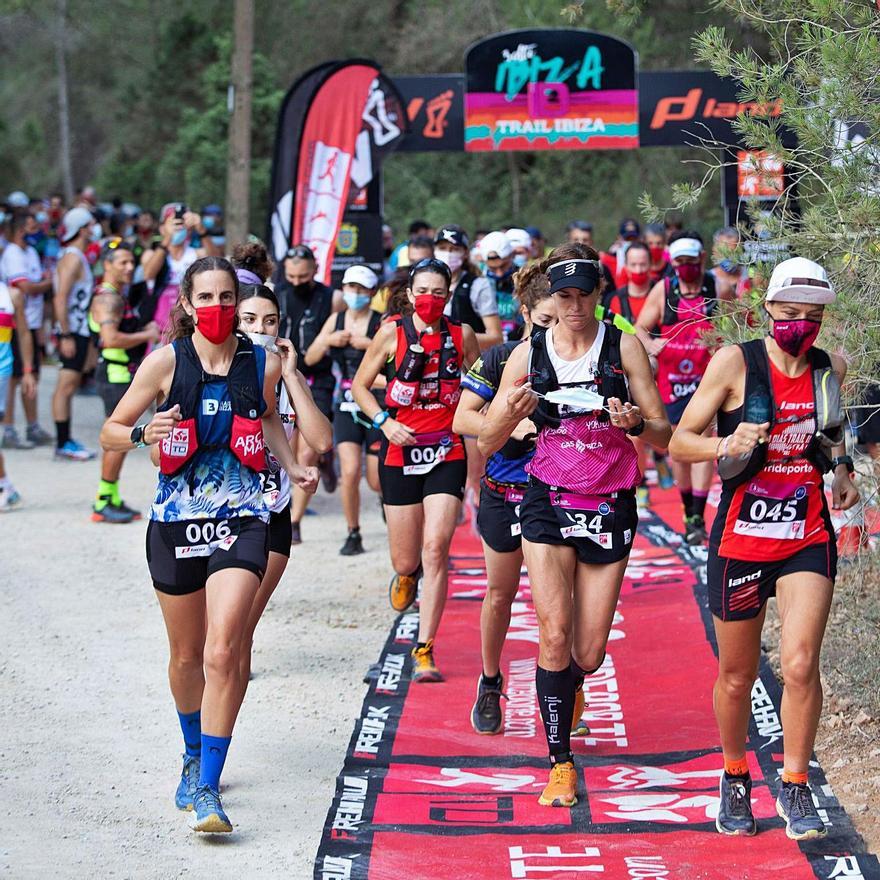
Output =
[
  {"x1": 506, "y1": 227, "x2": 531, "y2": 250},
  {"x1": 59, "y1": 207, "x2": 94, "y2": 243},
  {"x1": 342, "y1": 264, "x2": 379, "y2": 290},
  {"x1": 668, "y1": 237, "x2": 704, "y2": 260},
  {"x1": 765, "y1": 257, "x2": 834, "y2": 304},
  {"x1": 7, "y1": 191, "x2": 28, "y2": 208},
  {"x1": 480, "y1": 231, "x2": 512, "y2": 260}
]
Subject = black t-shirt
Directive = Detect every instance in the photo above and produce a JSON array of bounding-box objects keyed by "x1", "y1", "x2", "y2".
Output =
[{"x1": 276, "y1": 279, "x2": 334, "y2": 378}]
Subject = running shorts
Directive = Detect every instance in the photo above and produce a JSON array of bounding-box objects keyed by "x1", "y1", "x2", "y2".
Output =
[
  {"x1": 664, "y1": 392, "x2": 695, "y2": 427},
  {"x1": 379, "y1": 456, "x2": 467, "y2": 506},
  {"x1": 268, "y1": 502, "x2": 292, "y2": 557},
  {"x1": 520, "y1": 478, "x2": 638, "y2": 565},
  {"x1": 477, "y1": 480, "x2": 526, "y2": 554},
  {"x1": 59, "y1": 334, "x2": 91, "y2": 373},
  {"x1": 305, "y1": 374, "x2": 335, "y2": 421},
  {"x1": 707, "y1": 540, "x2": 837, "y2": 622},
  {"x1": 334, "y1": 408, "x2": 382, "y2": 454},
  {"x1": 95, "y1": 363, "x2": 129, "y2": 417},
  {"x1": 11, "y1": 328, "x2": 41, "y2": 378},
  {"x1": 147, "y1": 515, "x2": 269, "y2": 595}
]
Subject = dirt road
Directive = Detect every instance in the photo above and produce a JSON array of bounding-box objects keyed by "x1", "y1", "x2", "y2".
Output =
[{"x1": 0, "y1": 366, "x2": 391, "y2": 878}]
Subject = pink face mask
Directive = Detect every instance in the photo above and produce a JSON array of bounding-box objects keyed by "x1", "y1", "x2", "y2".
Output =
[
  {"x1": 771, "y1": 318, "x2": 821, "y2": 357},
  {"x1": 674, "y1": 262, "x2": 702, "y2": 284}
]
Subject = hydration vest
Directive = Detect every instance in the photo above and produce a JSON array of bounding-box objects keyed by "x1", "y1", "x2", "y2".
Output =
[
  {"x1": 717, "y1": 339, "x2": 844, "y2": 486},
  {"x1": 331, "y1": 309, "x2": 382, "y2": 381},
  {"x1": 449, "y1": 272, "x2": 485, "y2": 334},
  {"x1": 527, "y1": 324, "x2": 629, "y2": 432},
  {"x1": 385, "y1": 316, "x2": 463, "y2": 413},
  {"x1": 157, "y1": 334, "x2": 267, "y2": 476},
  {"x1": 661, "y1": 273, "x2": 717, "y2": 327}
]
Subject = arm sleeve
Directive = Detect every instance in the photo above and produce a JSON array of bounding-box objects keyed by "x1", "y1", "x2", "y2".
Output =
[
  {"x1": 469, "y1": 276, "x2": 498, "y2": 317},
  {"x1": 461, "y1": 345, "x2": 503, "y2": 401}
]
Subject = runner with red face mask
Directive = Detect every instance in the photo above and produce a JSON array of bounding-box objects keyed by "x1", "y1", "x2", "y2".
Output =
[
  {"x1": 636, "y1": 230, "x2": 732, "y2": 544},
  {"x1": 351, "y1": 258, "x2": 480, "y2": 684},
  {"x1": 100, "y1": 257, "x2": 318, "y2": 834},
  {"x1": 669, "y1": 257, "x2": 859, "y2": 841}
]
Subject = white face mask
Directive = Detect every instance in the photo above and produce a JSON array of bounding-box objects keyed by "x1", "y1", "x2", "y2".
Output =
[
  {"x1": 543, "y1": 387, "x2": 607, "y2": 411},
  {"x1": 435, "y1": 250, "x2": 464, "y2": 273},
  {"x1": 247, "y1": 331, "x2": 277, "y2": 352}
]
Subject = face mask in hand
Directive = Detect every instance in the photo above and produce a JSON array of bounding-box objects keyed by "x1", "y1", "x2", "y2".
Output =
[{"x1": 246, "y1": 331, "x2": 278, "y2": 352}]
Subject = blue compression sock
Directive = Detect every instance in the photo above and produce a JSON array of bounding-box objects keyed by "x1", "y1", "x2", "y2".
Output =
[
  {"x1": 177, "y1": 709, "x2": 201, "y2": 758},
  {"x1": 199, "y1": 735, "x2": 232, "y2": 791}
]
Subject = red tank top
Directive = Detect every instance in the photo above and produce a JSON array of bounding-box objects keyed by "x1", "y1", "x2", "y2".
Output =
[
  {"x1": 717, "y1": 359, "x2": 829, "y2": 560},
  {"x1": 384, "y1": 323, "x2": 465, "y2": 469},
  {"x1": 607, "y1": 290, "x2": 649, "y2": 322},
  {"x1": 656, "y1": 291, "x2": 715, "y2": 406}
]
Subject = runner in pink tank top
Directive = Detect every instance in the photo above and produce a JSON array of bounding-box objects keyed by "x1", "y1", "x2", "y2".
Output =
[{"x1": 479, "y1": 242, "x2": 671, "y2": 810}]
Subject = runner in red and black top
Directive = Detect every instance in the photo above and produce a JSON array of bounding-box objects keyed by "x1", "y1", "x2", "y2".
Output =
[
  {"x1": 669, "y1": 257, "x2": 859, "y2": 842},
  {"x1": 636, "y1": 230, "x2": 730, "y2": 544},
  {"x1": 644, "y1": 223, "x2": 669, "y2": 284},
  {"x1": 352, "y1": 258, "x2": 480, "y2": 683}
]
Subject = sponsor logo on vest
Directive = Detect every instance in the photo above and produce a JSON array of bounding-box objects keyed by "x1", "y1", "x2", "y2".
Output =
[
  {"x1": 375, "y1": 652, "x2": 405, "y2": 695},
  {"x1": 163, "y1": 425, "x2": 191, "y2": 458},
  {"x1": 202, "y1": 399, "x2": 232, "y2": 415},
  {"x1": 330, "y1": 774, "x2": 369, "y2": 839},
  {"x1": 389, "y1": 382, "x2": 415, "y2": 407},
  {"x1": 234, "y1": 432, "x2": 264, "y2": 457},
  {"x1": 353, "y1": 705, "x2": 390, "y2": 759},
  {"x1": 728, "y1": 570, "x2": 762, "y2": 588}
]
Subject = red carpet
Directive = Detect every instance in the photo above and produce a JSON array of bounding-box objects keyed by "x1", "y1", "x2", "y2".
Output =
[{"x1": 316, "y1": 487, "x2": 879, "y2": 880}]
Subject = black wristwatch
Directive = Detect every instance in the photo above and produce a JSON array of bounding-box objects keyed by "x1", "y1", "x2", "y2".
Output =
[
  {"x1": 131, "y1": 424, "x2": 148, "y2": 448},
  {"x1": 832, "y1": 454, "x2": 854, "y2": 474},
  {"x1": 626, "y1": 417, "x2": 646, "y2": 437}
]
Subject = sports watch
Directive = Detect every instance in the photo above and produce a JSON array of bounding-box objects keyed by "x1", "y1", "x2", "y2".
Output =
[
  {"x1": 372, "y1": 411, "x2": 390, "y2": 428},
  {"x1": 626, "y1": 417, "x2": 646, "y2": 437},
  {"x1": 131, "y1": 424, "x2": 148, "y2": 448},
  {"x1": 831, "y1": 454, "x2": 854, "y2": 474}
]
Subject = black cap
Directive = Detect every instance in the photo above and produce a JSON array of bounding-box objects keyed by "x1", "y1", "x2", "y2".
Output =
[
  {"x1": 548, "y1": 259, "x2": 601, "y2": 294},
  {"x1": 435, "y1": 224, "x2": 468, "y2": 249}
]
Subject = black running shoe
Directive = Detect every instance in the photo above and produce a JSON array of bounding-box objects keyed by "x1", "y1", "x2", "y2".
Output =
[
  {"x1": 684, "y1": 514, "x2": 707, "y2": 546},
  {"x1": 715, "y1": 773, "x2": 756, "y2": 836},
  {"x1": 470, "y1": 674, "x2": 506, "y2": 735},
  {"x1": 340, "y1": 528, "x2": 365, "y2": 556},
  {"x1": 776, "y1": 781, "x2": 827, "y2": 840}
]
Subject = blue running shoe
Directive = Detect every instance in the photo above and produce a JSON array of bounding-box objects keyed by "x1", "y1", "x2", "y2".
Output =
[
  {"x1": 776, "y1": 781, "x2": 827, "y2": 840},
  {"x1": 715, "y1": 773, "x2": 756, "y2": 836},
  {"x1": 191, "y1": 784, "x2": 232, "y2": 833},
  {"x1": 174, "y1": 754, "x2": 200, "y2": 811},
  {"x1": 55, "y1": 439, "x2": 96, "y2": 461}
]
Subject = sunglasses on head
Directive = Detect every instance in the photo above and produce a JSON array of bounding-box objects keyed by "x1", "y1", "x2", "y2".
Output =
[
  {"x1": 408, "y1": 257, "x2": 452, "y2": 283},
  {"x1": 286, "y1": 245, "x2": 315, "y2": 261}
]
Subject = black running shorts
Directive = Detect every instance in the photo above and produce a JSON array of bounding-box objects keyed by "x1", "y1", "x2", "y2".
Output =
[
  {"x1": 334, "y1": 408, "x2": 382, "y2": 454},
  {"x1": 11, "y1": 328, "x2": 41, "y2": 378},
  {"x1": 520, "y1": 478, "x2": 638, "y2": 565},
  {"x1": 379, "y1": 457, "x2": 467, "y2": 507},
  {"x1": 147, "y1": 515, "x2": 269, "y2": 595},
  {"x1": 707, "y1": 540, "x2": 837, "y2": 622},
  {"x1": 268, "y1": 502, "x2": 292, "y2": 557},
  {"x1": 477, "y1": 480, "x2": 525, "y2": 554},
  {"x1": 96, "y1": 364, "x2": 129, "y2": 417},
  {"x1": 59, "y1": 334, "x2": 91, "y2": 373}
]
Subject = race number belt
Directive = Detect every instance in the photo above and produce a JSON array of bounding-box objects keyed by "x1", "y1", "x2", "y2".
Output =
[{"x1": 402, "y1": 431, "x2": 454, "y2": 476}]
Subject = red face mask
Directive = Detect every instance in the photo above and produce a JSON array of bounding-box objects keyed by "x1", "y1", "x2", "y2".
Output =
[
  {"x1": 413, "y1": 295, "x2": 447, "y2": 325},
  {"x1": 628, "y1": 270, "x2": 650, "y2": 286},
  {"x1": 674, "y1": 262, "x2": 702, "y2": 284},
  {"x1": 649, "y1": 245, "x2": 665, "y2": 263},
  {"x1": 195, "y1": 304, "x2": 236, "y2": 344},
  {"x1": 771, "y1": 318, "x2": 821, "y2": 357}
]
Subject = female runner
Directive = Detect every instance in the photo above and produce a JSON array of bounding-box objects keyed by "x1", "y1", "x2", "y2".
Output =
[
  {"x1": 351, "y1": 258, "x2": 480, "y2": 682},
  {"x1": 669, "y1": 257, "x2": 859, "y2": 840},
  {"x1": 101, "y1": 257, "x2": 319, "y2": 833},
  {"x1": 480, "y1": 243, "x2": 670, "y2": 807},
  {"x1": 236, "y1": 282, "x2": 332, "y2": 698}
]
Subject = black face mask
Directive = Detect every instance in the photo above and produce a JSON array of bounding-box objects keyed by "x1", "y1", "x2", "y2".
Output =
[
  {"x1": 530, "y1": 323, "x2": 545, "y2": 340},
  {"x1": 291, "y1": 280, "x2": 313, "y2": 298},
  {"x1": 383, "y1": 246, "x2": 393, "y2": 258}
]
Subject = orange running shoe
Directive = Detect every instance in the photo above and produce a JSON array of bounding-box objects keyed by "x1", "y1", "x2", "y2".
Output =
[
  {"x1": 538, "y1": 761, "x2": 578, "y2": 807},
  {"x1": 571, "y1": 682, "x2": 590, "y2": 736},
  {"x1": 389, "y1": 566, "x2": 421, "y2": 612},
  {"x1": 411, "y1": 639, "x2": 444, "y2": 682}
]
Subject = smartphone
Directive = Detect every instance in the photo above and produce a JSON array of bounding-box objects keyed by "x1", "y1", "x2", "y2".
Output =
[{"x1": 174, "y1": 204, "x2": 187, "y2": 221}]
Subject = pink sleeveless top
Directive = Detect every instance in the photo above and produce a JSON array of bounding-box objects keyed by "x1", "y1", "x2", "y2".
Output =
[{"x1": 527, "y1": 325, "x2": 641, "y2": 494}]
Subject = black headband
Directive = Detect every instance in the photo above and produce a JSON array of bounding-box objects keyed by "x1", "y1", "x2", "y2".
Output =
[{"x1": 547, "y1": 259, "x2": 601, "y2": 294}]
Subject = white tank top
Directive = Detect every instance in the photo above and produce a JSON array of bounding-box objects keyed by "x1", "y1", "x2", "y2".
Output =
[
  {"x1": 263, "y1": 382, "x2": 297, "y2": 514},
  {"x1": 55, "y1": 246, "x2": 94, "y2": 337},
  {"x1": 546, "y1": 322, "x2": 605, "y2": 384}
]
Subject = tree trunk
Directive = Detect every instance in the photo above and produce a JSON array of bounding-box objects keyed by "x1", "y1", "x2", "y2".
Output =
[
  {"x1": 225, "y1": 0, "x2": 254, "y2": 247},
  {"x1": 55, "y1": 0, "x2": 74, "y2": 203}
]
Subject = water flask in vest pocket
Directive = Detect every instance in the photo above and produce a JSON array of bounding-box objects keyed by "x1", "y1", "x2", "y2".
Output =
[{"x1": 389, "y1": 343, "x2": 426, "y2": 407}]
